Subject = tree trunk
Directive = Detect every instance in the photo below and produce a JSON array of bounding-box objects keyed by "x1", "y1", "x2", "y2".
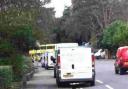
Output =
[{"x1": 105, "y1": 49, "x2": 112, "y2": 59}]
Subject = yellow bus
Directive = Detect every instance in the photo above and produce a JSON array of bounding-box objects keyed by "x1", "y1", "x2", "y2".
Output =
[
  {"x1": 29, "y1": 46, "x2": 47, "y2": 61},
  {"x1": 45, "y1": 44, "x2": 55, "y2": 52}
]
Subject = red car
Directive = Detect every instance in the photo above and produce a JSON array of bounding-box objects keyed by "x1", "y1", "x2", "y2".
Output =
[{"x1": 115, "y1": 46, "x2": 128, "y2": 75}]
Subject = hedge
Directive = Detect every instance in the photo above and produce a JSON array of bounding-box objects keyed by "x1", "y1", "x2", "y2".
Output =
[{"x1": 0, "y1": 66, "x2": 13, "y2": 89}]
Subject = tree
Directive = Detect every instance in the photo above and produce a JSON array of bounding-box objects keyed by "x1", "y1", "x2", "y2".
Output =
[
  {"x1": 101, "y1": 20, "x2": 128, "y2": 50},
  {"x1": 0, "y1": 0, "x2": 54, "y2": 82},
  {"x1": 0, "y1": 0, "x2": 54, "y2": 53},
  {"x1": 36, "y1": 7, "x2": 55, "y2": 43},
  {"x1": 71, "y1": 0, "x2": 128, "y2": 46}
]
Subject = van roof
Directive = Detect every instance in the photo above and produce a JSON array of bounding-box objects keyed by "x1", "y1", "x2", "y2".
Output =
[{"x1": 55, "y1": 43, "x2": 78, "y2": 49}]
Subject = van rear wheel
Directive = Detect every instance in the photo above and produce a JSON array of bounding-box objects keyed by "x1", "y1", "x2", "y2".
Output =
[
  {"x1": 56, "y1": 80, "x2": 68, "y2": 87},
  {"x1": 56, "y1": 77, "x2": 64, "y2": 87},
  {"x1": 54, "y1": 68, "x2": 56, "y2": 78},
  {"x1": 56, "y1": 80, "x2": 62, "y2": 87},
  {"x1": 45, "y1": 65, "x2": 49, "y2": 70},
  {"x1": 90, "y1": 75, "x2": 95, "y2": 86},
  {"x1": 90, "y1": 80, "x2": 95, "y2": 86}
]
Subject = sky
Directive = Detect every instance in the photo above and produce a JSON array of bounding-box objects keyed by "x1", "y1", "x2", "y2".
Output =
[{"x1": 44, "y1": 0, "x2": 72, "y2": 18}]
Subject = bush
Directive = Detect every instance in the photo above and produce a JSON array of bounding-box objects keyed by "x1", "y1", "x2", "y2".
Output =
[
  {"x1": 0, "y1": 54, "x2": 34, "y2": 83},
  {"x1": 22, "y1": 56, "x2": 34, "y2": 75},
  {"x1": 0, "y1": 66, "x2": 13, "y2": 89},
  {"x1": 0, "y1": 58, "x2": 11, "y2": 65},
  {"x1": 11, "y1": 54, "x2": 25, "y2": 82},
  {"x1": 0, "y1": 55, "x2": 24, "y2": 82},
  {"x1": 0, "y1": 41, "x2": 15, "y2": 58},
  {"x1": 11, "y1": 55, "x2": 34, "y2": 82}
]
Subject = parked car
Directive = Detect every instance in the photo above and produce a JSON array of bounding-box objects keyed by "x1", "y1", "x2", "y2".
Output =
[
  {"x1": 114, "y1": 46, "x2": 128, "y2": 75},
  {"x1": 94, "y1": 49, "x2": 105, "y2": 59},
  {"x1": 54, "y1": 47, "x2": 95, "y2": 87}
]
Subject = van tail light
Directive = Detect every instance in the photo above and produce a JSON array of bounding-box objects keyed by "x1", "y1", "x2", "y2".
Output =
[
  {"x1": 92, "y1": 54, "x2": 95, "y2": 67},
  {"x1": 57, "y1": 55, "x2": 61, "y2": 68},
  {"x1": 57, "y1": 50, "x2": 61, "y2": 68},
  {"x1": 57, "y1": 55, "x2": 60, "y2": 64}
]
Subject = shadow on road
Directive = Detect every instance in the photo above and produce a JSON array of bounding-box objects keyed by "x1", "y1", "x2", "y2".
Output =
[
  {"x1": 26, "y1": 83, "x2": 57, "y2": 89},
  {"x1": 56, "y1": 83, "x2": 95, "y2": 88}
]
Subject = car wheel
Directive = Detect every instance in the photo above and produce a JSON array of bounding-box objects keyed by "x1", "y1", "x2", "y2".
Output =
[
  {"x1": 115, "y1": 67, "x2": 118, "y2": 74},
  {"x1": 119, "y1": 68, "x2": 124, "y2": 75},
  {"x1": 41, "y1": 63, "x2": 45, "y2": 68},
  {"x1": 54, "y1": 67, "x2": 56, "y2": 78},
  {"x1": 45, "y1": 65, "x2": 49, "y2": 70}
]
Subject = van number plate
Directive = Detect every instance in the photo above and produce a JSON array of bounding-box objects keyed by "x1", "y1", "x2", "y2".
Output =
[{"x1": 63, "y1": 73, "x2": 73, "y2": 77}]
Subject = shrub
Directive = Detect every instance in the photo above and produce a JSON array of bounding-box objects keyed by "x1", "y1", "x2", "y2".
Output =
[
  {"x1": 0, "y1": 55, "x2": 24, "y2": 82},
  {"x1": 0, "y1": 54, "x2": 34, "y2": 82},
  {"x1": 0, "y1": 41, "x2": 15, "y2": 58},
  {"x1": 0, "y1": 66, "x2": 13, "y2": 89},
  {"x1": 22, "y1": 56, "x2": 34, "y2": 75},
  {"x1": 11, "y1": 54, "x2": 25, "y2": 82},
  {"x1": 0, "y1": 58, "x2": 11, "y2": 65}
]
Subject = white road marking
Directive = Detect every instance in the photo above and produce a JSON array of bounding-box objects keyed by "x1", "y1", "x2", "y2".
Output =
[
  {"x1": 72, "y1": 88, "x2": 84, "y2": 89},
  {"x1": 72, "y1": 80, "x2": 113, "y2": 89},
  {"x1": 96, "y1": 80, "x2": 114, "y2": 89},
  {"x1": 105, "y1": 85, "x2": 114, "y2": 89},
  {"x1": 96, "y1": 79, "x2": 104, "y2": 84}
]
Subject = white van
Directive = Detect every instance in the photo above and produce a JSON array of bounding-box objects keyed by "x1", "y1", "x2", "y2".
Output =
[
  {"x1": 54, "y1": 43, "x2": 78, "y2": 77},
  {"x1": 55, "y1": 47, "x2": 95, "y2": 87},
  {"x1": 40, "y1": 54, "x2": 45, "y2": 67},
  {"x1": 55, "y1": 43, "x2": 78, "y2": 50},
  {"x1": 44, "y1": 52, "x2": 55, "y2": 69}
]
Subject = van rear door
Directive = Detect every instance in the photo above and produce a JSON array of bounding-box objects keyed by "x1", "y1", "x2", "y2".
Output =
[
  {"x1": 60, "y1": 47, "x2": 92, "y2": 80},
  {"x1": 47, "y1": 52, "x2": 55, "y2": 67}
]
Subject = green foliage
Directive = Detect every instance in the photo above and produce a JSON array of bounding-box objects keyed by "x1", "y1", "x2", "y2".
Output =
[
  {"x1": 11, "y1": 25, "x2": 36, "y2": 52},
  {"x1": 22, "y1": 56, "x2": 34, "y2": 74},
  {"x1": 0, "y1": 58, "x2": 11, "y2": 65},
  {"x1": 0, "y1": 55, "x2": 34, "y2": 82},
  {"x1": 101, "y1": 20, "x2": 128, "y2": 49},
  {"x1": 0, "y1": 0, "x2": 53, "y2": 86},
  {"x1": 11, "y1": 55, "x2": 25, "y2": 81},
  {"x1": 113, "y1": 22, "x2": 128, "y2": 45},
  {"x1": 0, "y1": 0, "x2": 43, "y2": 54},
  {"x1": 0, "y1": 0, "x2": 55, "y2": 51},
  {"x1": 0, "y1": 66, "x2": 13, "y2": 89},
  {"x1": 0, "y1": 41, "x2": 15, "y2": 58}
]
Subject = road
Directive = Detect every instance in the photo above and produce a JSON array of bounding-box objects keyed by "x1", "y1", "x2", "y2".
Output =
[{"x1": 25, "y1": 60, "x2": 128, "y2": 89}]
